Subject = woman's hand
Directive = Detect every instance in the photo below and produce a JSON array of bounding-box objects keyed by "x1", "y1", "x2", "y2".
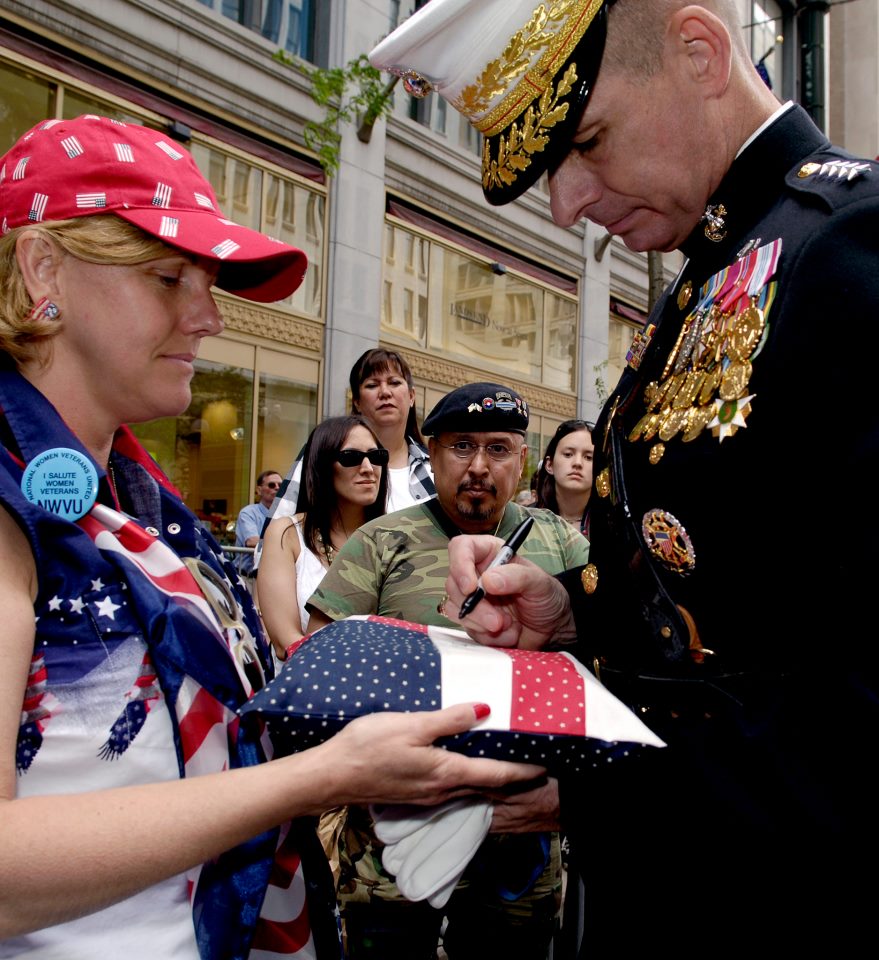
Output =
[
  {"x1": 306, "y1": 703, "x2": 546, "y2": 811},
  {"x1": 444, "y1": 536, "x2": 576, "y2": 649}
]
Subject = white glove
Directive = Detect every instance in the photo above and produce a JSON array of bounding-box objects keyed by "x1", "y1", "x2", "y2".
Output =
[{"x1": 371, "y1": 798, "x2": 492, "y2": 908}]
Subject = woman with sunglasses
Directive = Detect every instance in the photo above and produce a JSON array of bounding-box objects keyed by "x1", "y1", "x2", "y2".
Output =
[
  {"x1": 0, "y1": 118, "x2": 541, "y2": 959},
  {"x1": 268, "y1": 348, "x2": 435, "y2": 528},
  {"x1": 259, "y1": 416, "x2": 389, "y2": 661},
  {"x1": 536, "y1": 420, "x2": 595, "y2": 540}
]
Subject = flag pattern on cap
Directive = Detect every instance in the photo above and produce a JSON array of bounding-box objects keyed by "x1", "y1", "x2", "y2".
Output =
[
  {"x1": 155, "y1": 140, "x2": 184, "y2": 161},
  {"x1": 29, "y1": 193, "x2": 48, "y2": 222},
  {"x1": 60, "y1": 135, "x2": 84, "y2": 158},
  {"x1": 113, "y1": 142, "x2": 135, "y2": 163},
  {"x1": 0, "y1": 115, "x2": 309, "y2": 301},
  {"x1": 241, "y1": 616, "x2": 664, "y2": 774},
  {"x1": 76, "y1": 192, "x2": 107, "y2": 208}
]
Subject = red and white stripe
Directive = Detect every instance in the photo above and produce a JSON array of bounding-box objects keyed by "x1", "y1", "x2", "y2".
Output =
[
  {"x1": 426, "y1": 626, "x2": 665, "y2": 747},
  {"x1": 113, "y1": 142, "x2": 135, "y2": 163}
]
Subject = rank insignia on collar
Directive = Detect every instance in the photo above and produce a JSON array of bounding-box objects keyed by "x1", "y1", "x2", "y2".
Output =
[{"x1": 702, "y1": 203, "x2": 727, "y2": 242}]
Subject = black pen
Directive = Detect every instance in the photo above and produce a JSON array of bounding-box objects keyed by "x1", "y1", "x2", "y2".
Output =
[{"x1": 458, "y1": 516, "x2": 534, "y2": 618}]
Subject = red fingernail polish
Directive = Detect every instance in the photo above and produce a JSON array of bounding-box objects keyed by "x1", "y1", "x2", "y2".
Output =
[{"x1": 474, "y1": 703, "x2": 491, "y2": 720}]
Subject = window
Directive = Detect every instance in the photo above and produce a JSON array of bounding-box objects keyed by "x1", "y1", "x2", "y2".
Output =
[
  {"x1": 381, "y1": 220, "x2": 578, "y2": 392},
  {"x1": 130, "y1": 342, "x2": 318, "y2": 541},
  {"x1": 199, "y1": 0, "x2": 330, "y2": 65},
  {"x1": 750, "y1": 1, "x2": 784, "y2": 93}
]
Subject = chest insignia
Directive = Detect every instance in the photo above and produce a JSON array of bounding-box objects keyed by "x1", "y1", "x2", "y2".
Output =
[
  {"x1": 702, "y1": 203, "x2": 728, "y2": 242},
  {"x1": 629, "y1": 238, "x2": 782, "y2": 453},
  {"x1": 641, "y1": 508, "x2": 696, "y2": 575},
  {"x1": 626, "y1": 322, "x2": 657, "y2": 371}
]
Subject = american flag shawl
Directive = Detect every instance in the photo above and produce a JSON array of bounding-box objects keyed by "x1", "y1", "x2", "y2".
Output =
[{"x1": 0, "y1": 367, "x2": 340, "y2": 960}]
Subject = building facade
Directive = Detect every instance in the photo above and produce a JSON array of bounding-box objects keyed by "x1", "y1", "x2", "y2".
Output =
[{"x1": 0, "y1": 0, "x2": 871, "y2": 537}]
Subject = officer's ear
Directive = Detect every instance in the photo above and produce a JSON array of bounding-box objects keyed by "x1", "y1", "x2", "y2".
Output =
[{"x1": 671, "y1": 6, "x2": 731, "y2": 97}]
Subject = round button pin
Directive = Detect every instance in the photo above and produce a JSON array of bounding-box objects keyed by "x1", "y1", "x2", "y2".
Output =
[{"x1": 21, "y1": 447, "x2": 98, "y2": 521}]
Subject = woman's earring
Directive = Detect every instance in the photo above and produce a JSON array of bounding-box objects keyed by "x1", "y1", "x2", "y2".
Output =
[{"x1": 28, "y1": 297, "x2": 60, "y2": 322}]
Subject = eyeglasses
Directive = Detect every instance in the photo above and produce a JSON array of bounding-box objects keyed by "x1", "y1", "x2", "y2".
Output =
[
  {"x1": 263, "y1": 481, "x2": 281, "y2": 490},
  {"x1": 436, "y1": 440, "x2": 517, "y2": 462},
  {"x1": 336, "y1": 447, "x2": 390, "y2": 468}
]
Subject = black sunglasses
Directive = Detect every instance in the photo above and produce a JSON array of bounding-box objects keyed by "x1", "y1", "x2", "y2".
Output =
[
  {"x1": 263, "y1": 481, "x2": 281, "y2": 489},
  {"x1": 336, "y1": 447, "x2": 390, "y2": 468}
]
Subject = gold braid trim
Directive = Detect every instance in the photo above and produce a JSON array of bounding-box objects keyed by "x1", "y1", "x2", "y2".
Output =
[
  {"x1": 453, "y1": 0, "x2": 602, "y2": 137},
  {"x1": 482, "y1": 62, "x2": 577, "y2": 191}
]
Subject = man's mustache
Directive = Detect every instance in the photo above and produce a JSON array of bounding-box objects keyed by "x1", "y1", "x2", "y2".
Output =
[{"x1": 457, "y1": 482, "x2": 497, "y2": 495}]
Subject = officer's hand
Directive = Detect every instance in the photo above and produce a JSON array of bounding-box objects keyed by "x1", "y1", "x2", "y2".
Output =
[{"x1": 444, "y1": 536, "x2": 575, "y2": 649}]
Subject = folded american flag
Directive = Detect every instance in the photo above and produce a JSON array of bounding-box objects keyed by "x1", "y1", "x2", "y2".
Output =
[{"x1": 240, "y1": 616, "x2": 664, "y2": 773}]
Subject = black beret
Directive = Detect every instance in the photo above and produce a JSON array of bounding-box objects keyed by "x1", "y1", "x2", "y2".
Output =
[{"x1": 422, "y1": 382, "x2": 529, "y2": 436}]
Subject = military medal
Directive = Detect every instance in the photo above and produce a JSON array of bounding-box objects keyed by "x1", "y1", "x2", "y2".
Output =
[
  {"x1": 595, "y1": 466, "x2": 612, "y2": 499},
  {"x1": 628, "y1": 238, "x2": 782, "y2": 458},
  {"x1": 677, "y1": 280, "x2": 693, "y2": 310},
  {"x1": 709, "y1": 394, "x2": 755, "y2": 441},
  {"x1": 641, "y1": 508, "x2": 696, "y2": 575}
]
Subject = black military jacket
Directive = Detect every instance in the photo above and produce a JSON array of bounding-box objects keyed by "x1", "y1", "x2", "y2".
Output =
[
  {"x1": 564, "y1": 105, "x2": 879, "y2": 682},
  {"x1": 557, "y1": 109, "x2": 879, "y2": 937}
]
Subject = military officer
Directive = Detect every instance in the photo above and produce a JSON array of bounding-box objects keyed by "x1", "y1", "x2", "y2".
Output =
[{"x1": 371, "y1": 0, "x2": 879, "y2": 952}]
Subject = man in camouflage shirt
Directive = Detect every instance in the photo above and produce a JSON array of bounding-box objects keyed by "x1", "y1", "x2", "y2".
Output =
[{"x1": 307, "y1": 382, "x2": 588, "y2": 960}]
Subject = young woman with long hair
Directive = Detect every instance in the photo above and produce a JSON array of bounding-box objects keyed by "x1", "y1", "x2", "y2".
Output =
[
  {"x1": 536, "y1": 420, "x2": 595, "y2": 539},
  {"x1": 258, "y1": 416, "x2": 388, "y2": 660}
]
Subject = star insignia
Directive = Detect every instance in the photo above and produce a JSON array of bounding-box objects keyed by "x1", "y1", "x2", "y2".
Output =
[
  {"x1": 94, "y1": 595, "x2": 121, "y2": 620},
  {"x1": 69, "y1": 597, "x2": 85, "y2": 614},
  {"x1": 90, "y1": 578, "x2": 104, "y2": 592},
  {"x1": 708, "y1": 394, "x2": 755, "y2": 442},
  {"x1": 47, "y1": 595, "x2": 63, "y2": 611}
]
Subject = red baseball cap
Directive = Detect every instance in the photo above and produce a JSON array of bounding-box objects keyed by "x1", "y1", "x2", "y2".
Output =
[{"x1": 0, "y1": 115, "x2": 307, "y2": 303}]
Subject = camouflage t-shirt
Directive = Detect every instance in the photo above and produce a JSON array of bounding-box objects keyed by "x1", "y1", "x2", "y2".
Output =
[{"x1": 307, "y1": 500, "x2": 589, "y2": 628}]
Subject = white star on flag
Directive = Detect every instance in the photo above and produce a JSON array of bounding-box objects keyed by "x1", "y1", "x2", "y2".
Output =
[
  {"x1": 69, "y1": 597, "x2": 85, "y2": 614},
  {"x1": 48, "y1": 596, "x2": 62, "y2": 611},
  {"x1": 94, "y1": 596, "x2": 121, "y2": 620},
  {"x1": 90, "y1": 578, "x2": 104, "y2": 591}
]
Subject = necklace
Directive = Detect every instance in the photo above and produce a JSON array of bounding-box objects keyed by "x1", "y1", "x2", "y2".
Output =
[{"x1": 316, "y1": 531, "x2": 336, "y2": 567}]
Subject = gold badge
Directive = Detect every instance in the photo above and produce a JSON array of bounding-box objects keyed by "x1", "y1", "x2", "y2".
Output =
[
  {"x1": 727, "y1": 302, "x2": 765, "y2": 361},
  {"x1": 718, "y1": 359, "x2": 752, "y2": 401},
  {"x1": 581, "y1": 563, "x2": 598, "y2": 595},
  {"x1": 682, "y1": 402, "x2": 716, "y2": 442},
  {"x1": 641, "y1": 509, "x2": 696, "y2": 575},
  {"x1": 648, "y1": 443, "x2": 666, "y2": 465},
  {"x1": 595, "y1": 466, "x2": 611, "y2": 499},
  {"x1": 797, "y1": 162, "x2": 821, "y2": 178},
  {"x1": 703, "y1": 203, "x2": 727, "y2": 242},
  {"x1": 677, "y1": 280, "x2": 693, "y2": 310}
]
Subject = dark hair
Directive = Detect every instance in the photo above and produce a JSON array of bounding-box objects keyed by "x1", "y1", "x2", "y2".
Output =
[
  {"x1": 294, "y1": 415, "x2": 388, "y2": 557},
  {"x1": 256, "y1": 469, "x2": 280, "y2": 487},
  {"x1": 349, "y1": 347, "x2": 424, "y2": 445},
  {"x1": 536, "y1": 420, "x2": 594, "y2": 514}
]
